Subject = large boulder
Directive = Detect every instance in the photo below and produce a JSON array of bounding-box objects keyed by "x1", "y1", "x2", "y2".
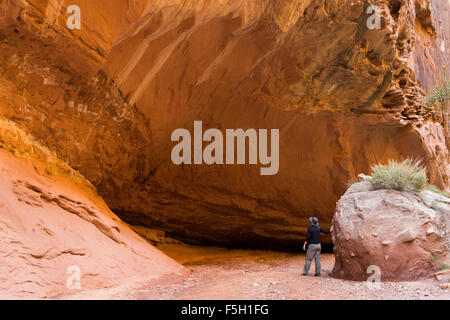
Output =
[{"x1": 332, "y1": 178, "x2": 450, "y2": 281}]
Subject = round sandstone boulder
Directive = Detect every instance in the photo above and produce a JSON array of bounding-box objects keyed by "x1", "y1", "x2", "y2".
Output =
[{"x1": 332, "y1": 180, "x2": 450, "y2": 281}]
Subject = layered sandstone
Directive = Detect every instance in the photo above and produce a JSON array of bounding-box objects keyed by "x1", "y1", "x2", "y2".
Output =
[
  {"x1": 332, "y1": 178, "x2": 450, "y2": 281},
  {"x1": 0, "y1": 119, "x2": 185, "y2": 299},
  {"x1": 0, "y1": 0, "x2": 449, "y2": 249}
]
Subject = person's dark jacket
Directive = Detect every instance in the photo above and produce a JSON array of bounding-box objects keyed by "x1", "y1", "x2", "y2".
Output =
[{"x1": 305, "y1": 225, "x2": 330, "y2": 245}]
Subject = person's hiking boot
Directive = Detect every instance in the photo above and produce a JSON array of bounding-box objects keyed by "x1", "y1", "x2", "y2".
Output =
[
  {"x1": 314, "y1": 273, "x2": 321, "y2": 277},
  {"x1": 301, "y1": 273, "x2": 308, "y2": 276}
]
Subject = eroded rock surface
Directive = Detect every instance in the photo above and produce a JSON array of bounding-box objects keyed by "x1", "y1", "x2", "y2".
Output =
[
  {"x1": 0, "y1": 1, "x2": 449, "y2": 248},
  {"x1": 332, "y1": 179, "x2": 450, "y2": 281},
  {"x1": 0, "y1": 120, "x2": 185, "y2": 299}
]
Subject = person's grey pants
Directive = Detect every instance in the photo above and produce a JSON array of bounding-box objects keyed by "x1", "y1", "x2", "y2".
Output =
[{"x1": 303, "y1": 243, "x2": 321, "y2": 275}]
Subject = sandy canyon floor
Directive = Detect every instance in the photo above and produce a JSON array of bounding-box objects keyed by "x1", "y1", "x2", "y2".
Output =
[{"x1": 53, "y1": 243, "x2": 450, "y2": 300}]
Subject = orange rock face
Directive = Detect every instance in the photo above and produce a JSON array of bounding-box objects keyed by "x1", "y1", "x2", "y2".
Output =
[
  {"x1": 0, "y1": 0, "x2": 449, "y2": 249},
  {"x1": 0, "y1": 120, "x2": 185, "y2": 299}
]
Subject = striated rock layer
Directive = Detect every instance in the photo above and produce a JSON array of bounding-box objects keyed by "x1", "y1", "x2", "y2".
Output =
[
  {"x1": 0, "y1": 119, "x2": 185, "y2": 299},
  {"x1": 0, "y1": 0, "x2": 449, "y2": 248},
  {"x1": 332, "y1": 178, "x2": 450, "y2": 281}
]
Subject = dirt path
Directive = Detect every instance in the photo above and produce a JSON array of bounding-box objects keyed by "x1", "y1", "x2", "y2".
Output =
[
  {"x1": 131, "y1": 244, "x2": 448, "y2": 300},
  {"x1": 55, "y1": 243, "x2": 450, "y2": 300}
]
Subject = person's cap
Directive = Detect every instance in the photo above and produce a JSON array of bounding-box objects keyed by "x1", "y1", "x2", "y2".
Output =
[{"x1": 309, "y1": 217, "x2": 318, "y2": 224}]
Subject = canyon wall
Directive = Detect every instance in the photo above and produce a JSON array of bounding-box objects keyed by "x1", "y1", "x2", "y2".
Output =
[
  {"x1": 0, "y1": 0, "x2": 449, "y2": 249},
  {"x1": 0, "y1": 119, "x2": 185, "y2": 298}
]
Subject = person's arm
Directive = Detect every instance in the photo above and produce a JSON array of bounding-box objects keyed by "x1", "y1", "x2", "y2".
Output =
[
  {"x1": 303, "y1": 227, "x2": 311, "y2": 251},
  {"x1": 320, "y1": 227, "x2": 331, "y2": 234}
]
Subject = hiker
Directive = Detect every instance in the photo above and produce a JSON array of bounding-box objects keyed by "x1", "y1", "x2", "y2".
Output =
[{"x1": 302, "y1": 217, "x2": 331, "y2": 276}]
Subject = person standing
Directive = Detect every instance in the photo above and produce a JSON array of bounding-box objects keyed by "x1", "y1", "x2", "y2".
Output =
[{"x1": 302, "y1": 217, "x2": 331, "y2": 276}]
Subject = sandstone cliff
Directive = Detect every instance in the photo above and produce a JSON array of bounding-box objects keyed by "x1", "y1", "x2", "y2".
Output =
[
  {"x1": 0, "y1": 0, "x2": 449, "y2": 249},
  {"x1": 0, "y1": 119, "x2": 185, "y2": 298}
]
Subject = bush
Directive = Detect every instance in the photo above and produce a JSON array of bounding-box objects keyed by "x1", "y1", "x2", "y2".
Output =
[
  {"x1": 431, "y1": 255, "x2": 450, "y2": 270},
  {"x1": 423, "y1": 184, "x2": 450, "y2": 198},
  {"x1": 425, "y1": 75, "x2": 449, "y2": 111},
  {"x1": 369, "y1": 158, "x2": 428, "y2": 191}
]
